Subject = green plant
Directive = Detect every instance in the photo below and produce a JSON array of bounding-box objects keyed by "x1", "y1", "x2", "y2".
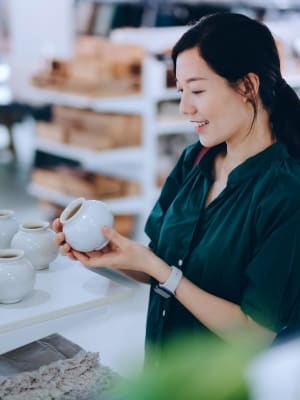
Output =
[{"x1": 117, "y1": 333, "x2": 262, "y2": 400}]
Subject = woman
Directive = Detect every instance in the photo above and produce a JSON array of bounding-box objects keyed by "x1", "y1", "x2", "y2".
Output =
[{"x1": 54, "y1": 13, "x2": 300, "y2": 367}]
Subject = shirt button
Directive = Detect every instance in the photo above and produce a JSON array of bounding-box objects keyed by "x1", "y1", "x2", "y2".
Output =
[
  {"x1": 162, "y1": 309, "x2": 166, "y2": 317},
  {"x1": 178, "y1": 259, "x2": 183, "y2": 266}
]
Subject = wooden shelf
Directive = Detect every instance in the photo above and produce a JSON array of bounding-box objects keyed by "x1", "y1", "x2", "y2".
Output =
[
  {"x1": 28, "y1": 183, "x2": 145, "y2": 215},
  {"x1": 36, "y1": 139, "x2": 143, "y2": 167}
]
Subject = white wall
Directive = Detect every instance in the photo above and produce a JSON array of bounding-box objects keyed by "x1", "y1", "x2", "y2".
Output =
[{"x1": 8, "y1": 0, "x2": 74, "y2": 102}]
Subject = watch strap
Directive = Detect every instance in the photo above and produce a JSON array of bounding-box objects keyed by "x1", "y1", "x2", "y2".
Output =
[{"x1": 154, "y1": 266, "x2": 182, "y2": 298}]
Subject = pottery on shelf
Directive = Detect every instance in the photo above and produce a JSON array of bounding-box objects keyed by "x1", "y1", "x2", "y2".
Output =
[
  {"x1": 60, "y1": 197, "x2": 114, "y2": 252},
  {"x1": 0, "y1": 210, "x2": 19, "y2": 249},
  {"x1": 11, "y1": 221, "x2": 59, "y2": 270},
  {"x1": 0, "y1": 249, "x2": 35, "y2": 304}
]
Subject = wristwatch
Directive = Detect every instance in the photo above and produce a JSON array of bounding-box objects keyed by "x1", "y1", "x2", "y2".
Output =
[{"x1": 154, "y1": 266, "x2": 183, "y2": 298}]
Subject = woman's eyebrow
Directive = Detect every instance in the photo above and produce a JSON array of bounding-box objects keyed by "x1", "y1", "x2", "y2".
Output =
[
  {"x1": 175, "y1": 77, "x2": 207, "y2": 83},
  {"x1": 186, "y1": 77, "x2": 207, "y2": 82}
]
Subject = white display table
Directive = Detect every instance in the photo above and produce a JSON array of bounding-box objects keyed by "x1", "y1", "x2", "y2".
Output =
[{"x1": 0, "y1": 257, "x2": 132, "y2": 354}]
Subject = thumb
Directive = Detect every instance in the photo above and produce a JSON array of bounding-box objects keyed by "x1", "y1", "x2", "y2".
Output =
[
  {"x1": 101, "y1": 226, "x2": 127, "y2": 247},
  {"x1": 53, "y1": 218, "x2": 63, "y2": 233}
]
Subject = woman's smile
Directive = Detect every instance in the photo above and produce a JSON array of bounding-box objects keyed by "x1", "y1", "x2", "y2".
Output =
[{"x1": 192, "y1": 120, "x2": 210, "y2": 134}]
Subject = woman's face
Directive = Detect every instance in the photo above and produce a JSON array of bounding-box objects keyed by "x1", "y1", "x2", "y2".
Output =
[{"x1": 175, "y1": 47, "x2": 252, "y2": 148}]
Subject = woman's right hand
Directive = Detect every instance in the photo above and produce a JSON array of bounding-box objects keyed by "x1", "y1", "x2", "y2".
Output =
[{"x1": 52, "y1": 218, "x2": 76, "y2": 260}]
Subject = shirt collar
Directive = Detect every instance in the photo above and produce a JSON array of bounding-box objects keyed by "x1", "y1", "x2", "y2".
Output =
[{"x1": 197, "y1": 142, "x2": 290, "y2": 185}]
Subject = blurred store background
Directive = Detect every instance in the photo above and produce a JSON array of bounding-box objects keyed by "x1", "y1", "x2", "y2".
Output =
[
  {"x1": 1, "y1": 0, "x2": 300, "y2": 242},
  {"x1": 0, "y1": 1, "x2": 300, "y2": 396}
]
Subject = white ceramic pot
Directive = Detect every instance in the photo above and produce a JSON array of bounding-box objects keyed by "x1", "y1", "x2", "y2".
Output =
[
  {"x1": 60, "y1": 197, "x2": 114, "y2": 252},
  {"x1": 0, "y1": 249, "x2": 35, "y2": 303},
  {"x1": 11, "y1": 221, "x2": 59, "y2": 270},
  {"x1": 0, "y1": 210, "x2": 19, "y2": 249}
]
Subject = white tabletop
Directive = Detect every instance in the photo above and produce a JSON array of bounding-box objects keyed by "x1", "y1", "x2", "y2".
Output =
[{"x1": 0, "y1": 257, "x2": 132, "y2": 354}]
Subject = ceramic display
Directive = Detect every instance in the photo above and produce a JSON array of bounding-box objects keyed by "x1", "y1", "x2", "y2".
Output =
[
  {"x1": 0, "y1": 249, "x2": 35, "y2": 303},
  {"x1": 0, "y1": 210, "x2": 19, "y2": 249},
  {"x1": 11, "y1": 221, "x2": 59, "y2": 270},
  {"x1": 60, "y1": 197, "x2": 114, "y2": 252}
]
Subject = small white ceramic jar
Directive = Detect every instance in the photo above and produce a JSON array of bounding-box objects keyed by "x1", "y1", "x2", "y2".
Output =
[
  {"x1": 0, "y1": 249, "x2": 35, "y2": 303},
  {"x1": 0, "y1": 210, "x2": 19, "y2": 249},
  {"x1": 11, "y1": 221, "x2": 59, "y2": 270},
  {"x1": 60, "y1": 197, "x2": 114, "y2": 252}
]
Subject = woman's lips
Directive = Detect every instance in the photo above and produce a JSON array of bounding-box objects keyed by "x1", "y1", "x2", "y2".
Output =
[{"x1": 192, "y1": 120, "x2": 209, "y2": 133}]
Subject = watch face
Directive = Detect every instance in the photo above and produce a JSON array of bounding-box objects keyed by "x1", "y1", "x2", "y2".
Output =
[{"x1": 153, "y1": 285, "x2": 172, "y2": 299}]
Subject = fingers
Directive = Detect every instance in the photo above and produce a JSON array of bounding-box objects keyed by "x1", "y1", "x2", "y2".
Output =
[
  {"x1": 72, "y1": 250, "x2": 120, "y2": 269},
  {"x1": 52, "y1": 218, "x2": 63, "y2": 233},
  {"x1": 60, "y1": 244, "x2": 76, "y2": 260},
  {"x1": 60, "y1": 243, "x2": 71, "y2": 255},
  {"x1": 66, "y1": 252, "x2": 77, "y2": 261},
  {"x1": 52, "y1": 218, "x2": 66, "y2": 247},
  {"x1": 87, "y1": 244, "x2": 110, "y2": 256},
  {"x1": 86, "y1": 250, "x2": 102, "y2": 257},
  {"x1": 72, "y1": 251, "x2": 94, "y2": 266},
  {"x1": 53, "y1": 224, "x2": 127, "y2": 266},
  {"x1": 100, "y1": 245, "x2": 110, "y2": 254},
  {"x1": 102, "y1": 226, "x2": 127, "y2": 248},
  {"x1": 53, "y1": 232, "x2": 66, "y2": 246},
  {"x1": 52, "y1": 218, "x2": 77, "y2": 260}
]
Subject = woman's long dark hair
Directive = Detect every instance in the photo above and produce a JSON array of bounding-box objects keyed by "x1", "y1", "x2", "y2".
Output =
[{"x1": 172, "y1": 13, "x2": 300, "y2": 158}]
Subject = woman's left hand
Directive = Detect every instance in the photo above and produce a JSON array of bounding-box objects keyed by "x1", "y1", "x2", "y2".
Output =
[{"x1": 72, "y1": 225, "x2": 168, "y2": 279}]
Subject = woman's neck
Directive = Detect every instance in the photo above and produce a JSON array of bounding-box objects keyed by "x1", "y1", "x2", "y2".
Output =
[{"x1": 222, "y1": 107, "x2": 275, "y2": 175}]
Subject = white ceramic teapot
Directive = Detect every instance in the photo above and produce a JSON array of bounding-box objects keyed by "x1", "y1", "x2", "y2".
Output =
[
  {"x1": 11, "y1": 221, "x2": 59, "y2": 270},
  {"x1": 0, "y1": 210, "x2": 19, "y2": 249},
  {"x1": 60, "y1": 197, "x2": 114, "y2": 252},
  {"x1": 0, "y1": 249, "x2": 35, "y2": 303}
]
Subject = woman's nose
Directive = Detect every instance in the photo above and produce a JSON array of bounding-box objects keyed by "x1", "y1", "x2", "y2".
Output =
[{"x1": 179, "y1": 93, "x2": 197, "y2": 115}]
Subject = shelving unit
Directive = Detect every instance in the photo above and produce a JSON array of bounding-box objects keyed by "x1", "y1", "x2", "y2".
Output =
[
  {"x1": 28, "y1": 183, "x2": 145, "y2": 215},
  {"x1": 27, "y1": 53, "x2": 187, "y2": 243},
  {"x1": 34, "y1": 139, "x2": 143, "y2": 174}
]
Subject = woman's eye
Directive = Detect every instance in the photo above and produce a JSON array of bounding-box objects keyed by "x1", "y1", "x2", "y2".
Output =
[{"x1": 192, "y1": 90, "x2": 205, "y2": 95}]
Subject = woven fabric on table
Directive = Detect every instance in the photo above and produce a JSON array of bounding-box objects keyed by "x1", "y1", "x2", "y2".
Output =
[{"x1": 0, "y1": 334, "x2": 121, "y2": 400}]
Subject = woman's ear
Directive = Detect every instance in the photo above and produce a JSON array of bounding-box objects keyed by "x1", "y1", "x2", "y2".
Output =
[{"x1": 237, "y1": 73, "x2": 260, "y2": 102}]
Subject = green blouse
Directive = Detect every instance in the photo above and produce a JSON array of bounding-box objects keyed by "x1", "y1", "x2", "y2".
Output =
[{"x1": 144, "y1": 141, "x2": 300, "y2": 361}]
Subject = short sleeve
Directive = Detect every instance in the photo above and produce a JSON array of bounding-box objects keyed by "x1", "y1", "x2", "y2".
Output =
[
  {"x1": 144, "y1": 141, "x2": 201, "y2": 246},
  {"x1": 241, "y1": 208, "x2": 300, "y2": 332}
]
